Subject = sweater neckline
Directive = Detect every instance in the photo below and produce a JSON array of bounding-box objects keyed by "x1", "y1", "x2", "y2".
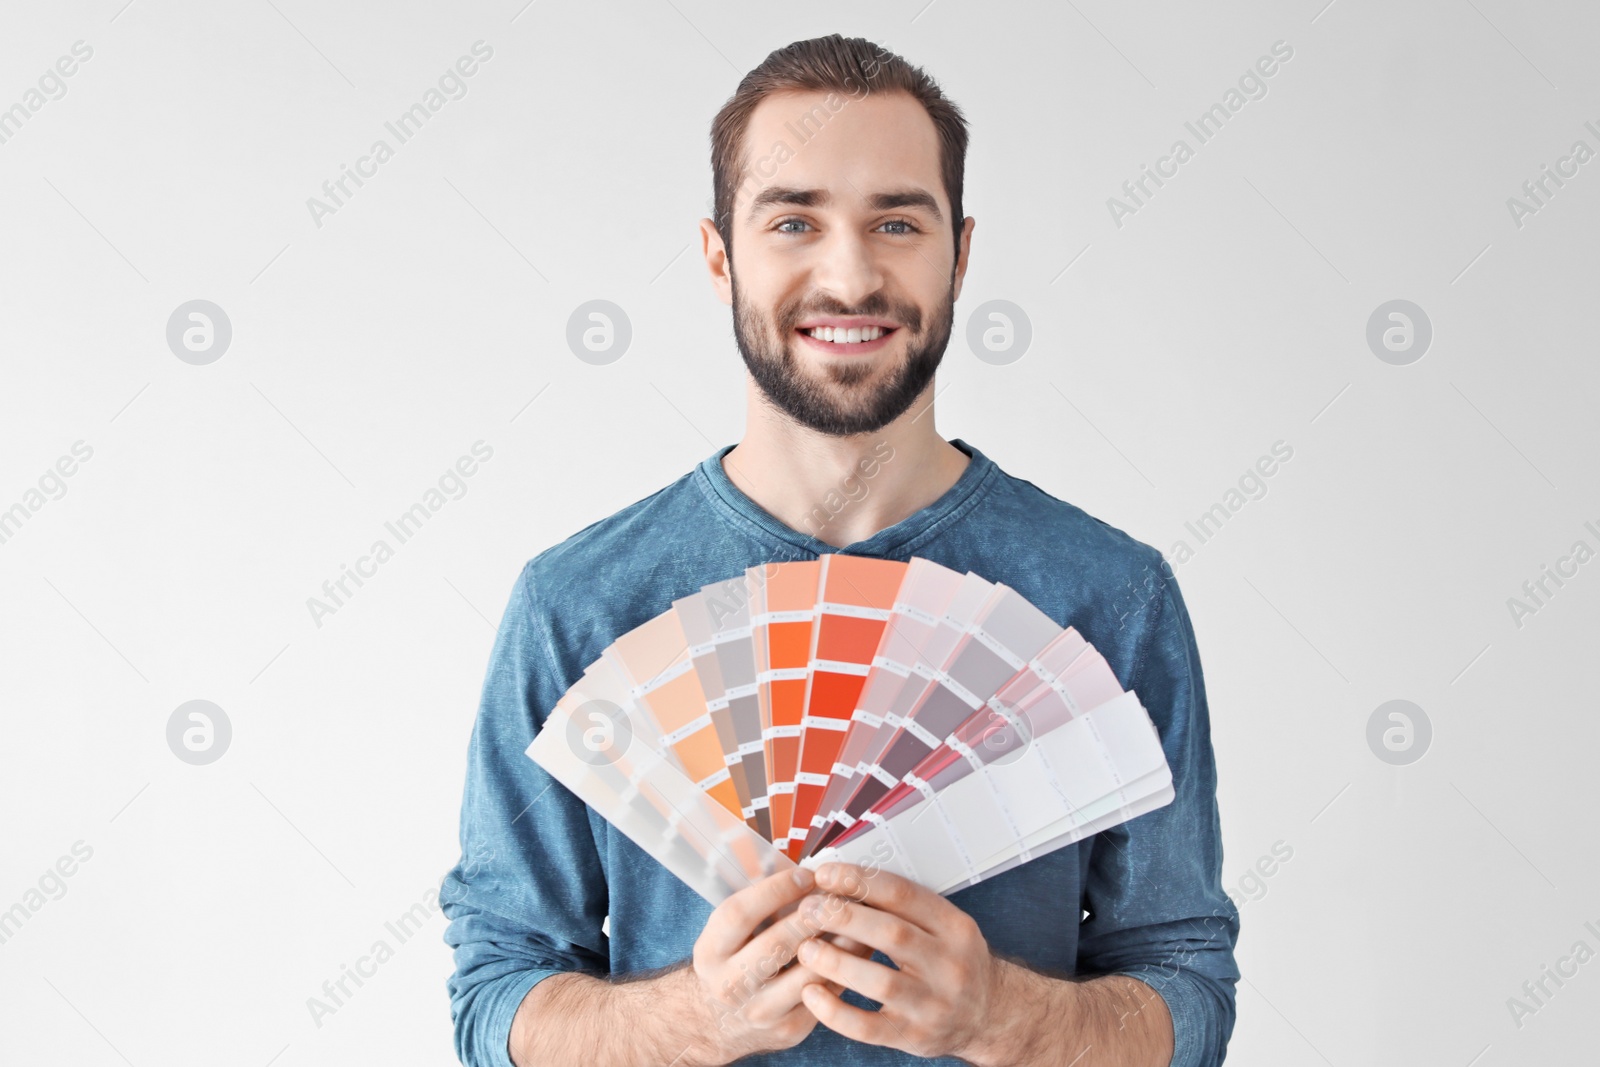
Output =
[{"x1": 694, "y1": 437, "x2": 997, "y2": 558}]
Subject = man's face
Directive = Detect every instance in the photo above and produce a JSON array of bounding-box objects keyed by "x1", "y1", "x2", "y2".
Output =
[{"x1": 705, "y1": 89, "x2": 973, "y2": 437}]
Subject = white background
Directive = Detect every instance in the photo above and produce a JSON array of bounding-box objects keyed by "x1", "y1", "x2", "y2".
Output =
[{"x1": 1, "y1": 1, "x2": 1596, "y2": 1064}]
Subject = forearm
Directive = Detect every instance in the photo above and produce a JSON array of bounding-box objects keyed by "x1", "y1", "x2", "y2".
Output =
[
  {"x1": 509, "y1": 964, "x2": 727, "y2": 1067},
  {"x1": 965, "y1": 958, "x2": 1173, "y2": 1067}
]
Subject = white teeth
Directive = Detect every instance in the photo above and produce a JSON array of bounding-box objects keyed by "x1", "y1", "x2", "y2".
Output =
[{"x1": 804, "y1": 325, "x2": 886, "y2": 343}]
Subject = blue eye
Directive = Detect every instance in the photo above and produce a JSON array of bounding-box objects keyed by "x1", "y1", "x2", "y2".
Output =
[{"x1": 771, "y1": 217, "x2": 924, "y2": 236}]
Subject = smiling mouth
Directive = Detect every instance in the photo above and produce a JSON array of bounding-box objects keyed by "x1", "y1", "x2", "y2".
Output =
[
  {"x1": 801, "y1": 324, "x2": 892, "y2": 342},
  {"x1": 794, "y1": 325, "x2": 899, "y2": 354}
]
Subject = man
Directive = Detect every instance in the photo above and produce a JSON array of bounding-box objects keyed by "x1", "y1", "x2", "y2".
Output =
[{"x1": 442, "y1": 34, "x2": 1239, "y2": 1067}]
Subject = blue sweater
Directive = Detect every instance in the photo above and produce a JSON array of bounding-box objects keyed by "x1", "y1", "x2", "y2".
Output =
[{"x1": 441, "y1": 438, "x2": 1240, "y2": 1066}]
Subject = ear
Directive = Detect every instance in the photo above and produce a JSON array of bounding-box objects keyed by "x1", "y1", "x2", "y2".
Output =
[
  {"x1": 951, "y1": 216, "x2": 976, "y2": 303},
  {"x1": 700, "y1": 218, "x2": 733, "y2": 306}
]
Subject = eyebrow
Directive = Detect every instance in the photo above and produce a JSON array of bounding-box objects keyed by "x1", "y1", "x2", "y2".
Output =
[{"x1": 744, "y1": 186, "x2": 944, "y2": 225}]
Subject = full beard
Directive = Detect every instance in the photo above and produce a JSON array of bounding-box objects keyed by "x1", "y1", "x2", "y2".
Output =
[{"x1": 731, "y1": 271, "x2": 955, "y2": 438}]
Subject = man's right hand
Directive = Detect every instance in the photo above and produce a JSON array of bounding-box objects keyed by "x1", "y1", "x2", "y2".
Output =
[
  {"x1": 508, "y1": 865, "x2": 873, "y2": 1067},
  {"x1": 679, "y1": 864, "x2": 871, "y2": 1065}
]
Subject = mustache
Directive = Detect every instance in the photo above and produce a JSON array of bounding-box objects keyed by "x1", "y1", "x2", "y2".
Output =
[{"x1": 780, "y1": 300, "x2": 922, "y2": 333}]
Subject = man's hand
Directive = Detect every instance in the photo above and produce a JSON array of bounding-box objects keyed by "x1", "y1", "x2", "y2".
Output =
[
  {"x1": 509, "y1": 865, "x2": 872, "y2": 1067},
  {"x1": 512, "y1": 860, "x2": 1172, "y2": 1067},
  {"x1": 680, "y1": 864, "x2": 873, "y2": 1066},
  {"x1": 790, "y1": 861, "x2": 1013, "y2": 1063},
  {"x1": 790, "y1": 862, "x2": 1175, "y2": 1067}
]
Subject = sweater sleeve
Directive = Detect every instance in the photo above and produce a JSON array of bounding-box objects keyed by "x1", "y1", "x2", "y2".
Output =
[
  {"x1": 1075, "y1": 551, "x2": 1241, "y2": 1067},
  {"x1": 440, "y1": 561, "x2": 610, "y2": 1067}
]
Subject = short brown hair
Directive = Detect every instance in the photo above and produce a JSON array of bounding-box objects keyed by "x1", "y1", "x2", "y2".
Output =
[{"x1": 709, "y1": 34, "x2": 970, "y2": 263}]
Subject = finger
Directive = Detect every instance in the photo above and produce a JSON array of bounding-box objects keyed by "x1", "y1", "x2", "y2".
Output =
[
  {"x1": 804, "y1": 933, "x2": 869, "y2": 998},
  {"x1": 734, "y1": 954, "x2": 844, "y2": 1025},
  {"x1": 731, "y1": 885, "x2": 874, "y2": 979},
  {"x1": 800, "y1": 982, "x2": 911, "y2": 1051},
  {"x1": 729, "y1": 927, "x2": 870, "y2": 998},
  {"x1": 812, "y1": 861, "x2": 952, "y2": 938},
  {"x1": 763, "y1": 954, "x2": 839, "y2": 1004},
  {"x1": 728, "y1": 893, "x2": 875, "y2": 979},
  {"x1": 799, "y1": 891, "x2": 931, "y2": 968},
  {"x1": 700, "y1": 866, "x2": 816, "y2": 961},
  {"x1": 747, "y1": 929, "x2": 863, "y2": 983},
  {"x1": 796, "y1": 931, "x2": 907, "y2": 1005},
  {"x1": 719, "y1": 927, "x2": 864, "y2": 1021},
  {"x1": 775, "y1": 1000, "x2": 819, "y2": 1042},
  {"x1": 827, "y1": 931, "x2": 874, "y2": 959},
  {"x1": 758, "y1": 931, "x2": 870, "y2": 977}
]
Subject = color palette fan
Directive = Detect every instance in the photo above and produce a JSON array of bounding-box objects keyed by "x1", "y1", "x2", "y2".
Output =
[{"x1": 526, "y1": 555, "x2": 1174, "y2": 905}]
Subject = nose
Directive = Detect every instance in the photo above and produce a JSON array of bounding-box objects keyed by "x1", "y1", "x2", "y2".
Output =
[{"x1": 809, "y1": 228, "x2": 886, "y2": 309}]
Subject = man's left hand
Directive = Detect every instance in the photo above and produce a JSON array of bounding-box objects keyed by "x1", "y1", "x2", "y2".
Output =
[{"x1": 793, "y1": 860, "x2": 1018, "y2": 1062}]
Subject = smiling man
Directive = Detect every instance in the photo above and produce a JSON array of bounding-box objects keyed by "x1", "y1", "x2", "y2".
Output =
[{"x1": 442, "y1": 34, "x2": 1239, "y2": 1067}]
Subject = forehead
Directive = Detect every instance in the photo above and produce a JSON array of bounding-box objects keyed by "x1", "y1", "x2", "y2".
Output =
[{"x1": 738, "y1": 89, "x2": 945, "y2": 215}]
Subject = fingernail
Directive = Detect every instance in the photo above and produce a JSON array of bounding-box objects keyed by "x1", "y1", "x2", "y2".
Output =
[
  {"x1": 798, "y1": 939, "x2": 818, "y2": 963},
  {"x1": 792, "y1": 866, "x2": 813, "y2": 889}
]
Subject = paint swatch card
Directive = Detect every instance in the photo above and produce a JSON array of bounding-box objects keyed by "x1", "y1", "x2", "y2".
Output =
[
  {"x1": 528, "y1": 686, "x2": 794, "y2": 904},
  {"x1": 751, "y1": 560, "x2": 820, "y2": 853},
  {"x1": 803, "y1": 558, "x2": 966, "y2": 834},
  {"x1": 806, "y1": 568, "x2": 998, "y2": 855},
  {"x1": 788, "y1": 554, "x2": 906, "y2": 858},
  {"x1": 525, "y1": 555, "x2": 1176, "y2": 906},
  {"x1": 604, "y1": 608, "x2": 743, "y2": 819},
  {"x1": 690, "y1": 572, "x2": 777, "y2": 839}
]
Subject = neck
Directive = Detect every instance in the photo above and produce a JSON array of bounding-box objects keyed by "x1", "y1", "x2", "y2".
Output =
[{"x1": 721, "y1": 380, "x2": 970, "y2": 550}]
